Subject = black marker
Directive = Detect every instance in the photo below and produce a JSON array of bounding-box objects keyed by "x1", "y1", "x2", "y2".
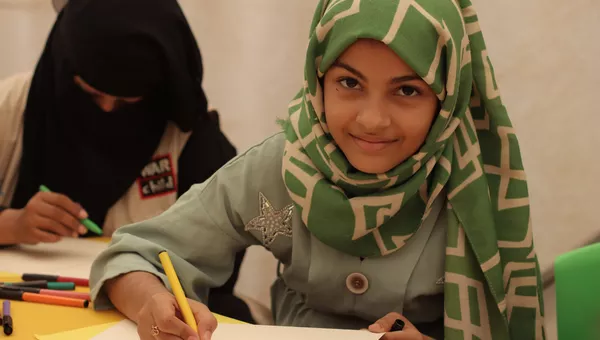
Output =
[{"x1": 390, "y1": 319, "x2": 405, "y2": 332}]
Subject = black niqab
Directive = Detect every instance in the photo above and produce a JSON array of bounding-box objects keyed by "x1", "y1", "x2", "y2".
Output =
[{"x1": 11, "y1": 0, "x2": 210, "y2": 229}]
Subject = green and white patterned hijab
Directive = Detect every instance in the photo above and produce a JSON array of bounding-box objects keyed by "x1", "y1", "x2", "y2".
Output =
[{"x1": 282, "y1": 0, "x2": 544, "y2": 338}]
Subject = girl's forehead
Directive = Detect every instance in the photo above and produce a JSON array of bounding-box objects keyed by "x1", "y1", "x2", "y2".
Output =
[{"x1": 330, "y1": 39, "x2": 417, "y2": 74}]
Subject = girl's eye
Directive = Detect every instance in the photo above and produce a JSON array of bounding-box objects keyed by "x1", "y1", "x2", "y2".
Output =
[
  {"x1": 397, "y1": 86, "x2": 420, "y2": 97},
  {"x1": 339, "y1": 77, "x2": 361, "y2": 90}
]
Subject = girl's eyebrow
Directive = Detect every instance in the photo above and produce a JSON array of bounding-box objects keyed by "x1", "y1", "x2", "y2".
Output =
[
  {"x1": 331, "y1": 60, "x2": 421, "y2": 83},
  {"x1": 331, "y1": 61, "x2": 366, "y2": 81}
]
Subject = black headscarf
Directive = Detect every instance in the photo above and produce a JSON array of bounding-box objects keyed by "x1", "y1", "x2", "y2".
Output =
[{"x1": 11, "y1": 0, "x2": 210, "y2": 229}]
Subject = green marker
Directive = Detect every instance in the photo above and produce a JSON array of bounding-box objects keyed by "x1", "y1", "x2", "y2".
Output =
[
  {"x1": 39, "y1": 185, "x2": 103, "y2": 235},
  {"x1": 1, "y1": 281, "x2": 75, "y2": 290}
]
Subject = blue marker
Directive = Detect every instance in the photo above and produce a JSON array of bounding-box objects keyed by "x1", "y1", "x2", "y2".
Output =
[{"x1": 3, "y1": 300, "x2": 13, "y2": 335}]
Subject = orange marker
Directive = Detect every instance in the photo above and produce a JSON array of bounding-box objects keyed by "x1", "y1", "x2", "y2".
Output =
[{"x1": 0, "y1": 289, "x2": 89, "y2": 308}]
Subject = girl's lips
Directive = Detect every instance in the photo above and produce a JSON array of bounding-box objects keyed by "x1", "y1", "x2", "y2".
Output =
[{"x1": 350, "y1": 134, "x2": 397, "y2": 152}]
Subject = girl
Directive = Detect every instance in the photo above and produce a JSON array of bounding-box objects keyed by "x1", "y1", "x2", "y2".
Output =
[
  {"x1": 90, "y1": 0, "x2": 544, "y2": 339},
  {"x1": 0, "y1": 0, "x2": 251, "y2": 324}
]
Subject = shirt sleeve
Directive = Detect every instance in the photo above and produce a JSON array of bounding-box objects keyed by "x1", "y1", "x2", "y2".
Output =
[
  {"x1": 0, "y1": 72, "x2": 31, "y2": 145},
  {"x1": 176, "y1": 109, "x2": 242, "y2": 298},
  {"x1": 0, "y1": 72, "x2": 32, "y2": 207},
  {"x1": 90, "y1": 133, "x2": 286, "y2": 310}
]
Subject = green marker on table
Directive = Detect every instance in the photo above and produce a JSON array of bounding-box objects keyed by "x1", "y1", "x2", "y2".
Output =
[
  {"x1": 39, "y1": 185, "x2": 103, "y2": 235},
  {"x1": 1, "y1": 280, "x2": 75, "y2": 290}
]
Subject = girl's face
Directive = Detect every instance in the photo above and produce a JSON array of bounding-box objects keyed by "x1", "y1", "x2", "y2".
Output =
[
  {"x1": 74, "y1": 75, "x2": 143, "y2": 112},
  {"x1": 323, "y1": 39, "x2": 439, "y2": 174}
]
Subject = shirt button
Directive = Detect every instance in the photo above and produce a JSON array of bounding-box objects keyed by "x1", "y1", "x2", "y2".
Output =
[{"x1": 346, "y1": 273, "x2": 369, "y2": 295}]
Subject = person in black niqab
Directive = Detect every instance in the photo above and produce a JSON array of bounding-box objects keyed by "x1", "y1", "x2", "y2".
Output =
[{"x1": 0, "y1": 0, "x2": 253, "y2": 324}]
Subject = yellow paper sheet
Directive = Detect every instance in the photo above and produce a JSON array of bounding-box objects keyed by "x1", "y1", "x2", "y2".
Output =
[
  {"x1": 35, "y1": 322, "x2": 120, "y2": 340},
  {"x1": 34, "y1": 314, "x2": 244, "y2": 340}
]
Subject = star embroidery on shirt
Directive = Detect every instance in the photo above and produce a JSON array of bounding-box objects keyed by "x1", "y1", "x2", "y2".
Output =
[{"x1": 245, "y1": 193, "x2": 294, "y2": 247}]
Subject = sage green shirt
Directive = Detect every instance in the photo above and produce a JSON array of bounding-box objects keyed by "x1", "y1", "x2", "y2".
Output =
[{"x1": 90, "y1": 133, "x2": 446, "y2": 337}]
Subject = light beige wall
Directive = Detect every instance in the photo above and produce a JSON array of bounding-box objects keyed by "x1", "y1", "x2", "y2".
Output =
[
  {"x1": 0, "y1": 1, "x2": 55, "y2": 77},
  {"x1": 473, "y1": 0, "x2": 600, "y2": 276}
]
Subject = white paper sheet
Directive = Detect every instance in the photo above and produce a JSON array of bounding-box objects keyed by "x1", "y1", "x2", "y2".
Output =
[
  {"x1": 91, "y1": 319, "x2": 385, "y2": 340},
  {"x1": 0, "y1": 237, "x2": 108, "y2": 277},
  {"x1": 90, "y1": 320, "x2": 137, "y2": 340}
]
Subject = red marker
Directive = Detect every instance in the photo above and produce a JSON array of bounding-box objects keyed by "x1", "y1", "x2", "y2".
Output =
[{"x1": 22, "y1": 273, "x2": 89, "y2": 287}]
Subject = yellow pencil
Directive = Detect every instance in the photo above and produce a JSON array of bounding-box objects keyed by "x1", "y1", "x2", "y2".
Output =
[{"x1": 158, "y1": 250, "x2": 198, "y2": 332}]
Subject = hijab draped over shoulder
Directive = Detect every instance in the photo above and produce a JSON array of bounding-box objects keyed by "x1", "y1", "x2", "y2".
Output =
[{"x1": 282, "y1": 0, "x2": 544, "y2": 338}]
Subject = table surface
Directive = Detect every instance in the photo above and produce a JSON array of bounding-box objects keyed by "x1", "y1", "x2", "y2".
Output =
[
  {"x1": 0, "y1": 237, "x2": 240, "y2": 339},
  {"x1": 6, "y1": 291, "x2": 125, "y2": 339}
]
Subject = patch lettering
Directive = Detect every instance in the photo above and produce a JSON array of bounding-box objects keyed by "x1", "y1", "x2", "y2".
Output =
[{"x1": 138, "y1": 154, "x2": 177, "y2": 199}]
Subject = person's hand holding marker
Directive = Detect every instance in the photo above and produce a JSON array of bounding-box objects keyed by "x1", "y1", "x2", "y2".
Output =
[
  {"x1": 0, "y1": 185, "x2": 101, "y2": 245},
  {"x1": 368, "y1": 312, "x2": 435, "y2": 340}
]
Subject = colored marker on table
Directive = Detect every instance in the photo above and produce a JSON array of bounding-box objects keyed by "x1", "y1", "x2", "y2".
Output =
[
  {"x1": 38, "y1": 185, "x2": 103, "y2": 235},
  {"x1": 1, "y1": 285, "x2": 90, "y2": 301},
  {"x1": 0, "y1": 289, "x2": 88, "y2": 308},
  {"x1": 159, "y1": 250, "x2": 198, "y2": 332},
  {"x1": 22, "y1": 273, "x2": 89, "y2": 287},
  {"x1": 390, "y1": 319, "x2": 405, "y2": 332},
  {"x1": 0, "y1": 280, "x2": 75, "y2": 290},
  {"x1": 3, "y1": 300, "x2": 13, "y2": 335}
]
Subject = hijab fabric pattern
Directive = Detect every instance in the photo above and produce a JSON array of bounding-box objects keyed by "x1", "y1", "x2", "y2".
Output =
[{"x1": 281, "y1": 0, "x2": 544, "y2": 338}]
